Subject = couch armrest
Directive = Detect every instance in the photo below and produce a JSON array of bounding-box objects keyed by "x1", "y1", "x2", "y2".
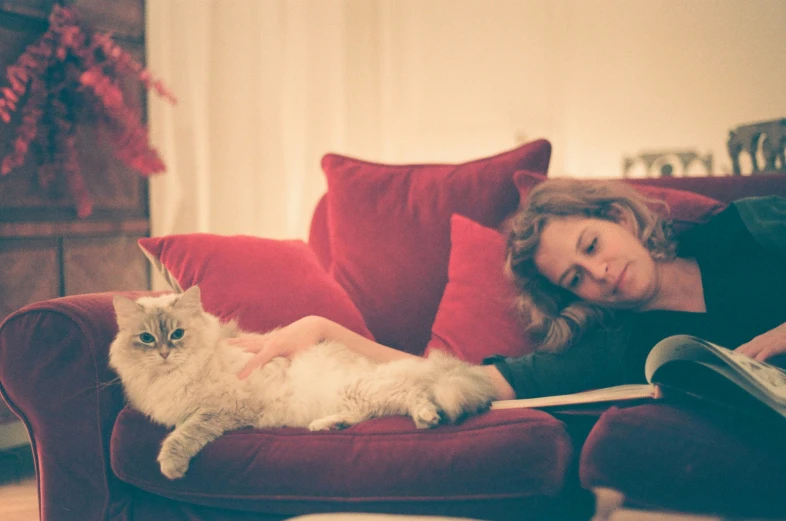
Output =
[{"x1": 0, "y1": 291, "x2": 160, "y2": 521}]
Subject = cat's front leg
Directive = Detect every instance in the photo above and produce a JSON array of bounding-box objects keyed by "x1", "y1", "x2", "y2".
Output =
[{"x1": 158, "y1": 411, "x2": 243, "y2": 479}]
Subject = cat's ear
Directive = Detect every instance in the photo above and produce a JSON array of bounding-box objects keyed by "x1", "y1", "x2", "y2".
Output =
[
  {"x1": 176, "y1": 285, "x2": 204, "y2": 314},
  {"x1": 113, "y1": 295, "x2": 143, "y2": 328}
]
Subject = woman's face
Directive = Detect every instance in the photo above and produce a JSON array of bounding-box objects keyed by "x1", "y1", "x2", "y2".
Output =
[{"x1": 533, "y1": 215, "x2": 659, "y2": 310}]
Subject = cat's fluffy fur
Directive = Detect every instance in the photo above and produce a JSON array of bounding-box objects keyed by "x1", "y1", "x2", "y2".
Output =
[{"x1": 109, "y1": 286, "x2": 496, "y2": 480}]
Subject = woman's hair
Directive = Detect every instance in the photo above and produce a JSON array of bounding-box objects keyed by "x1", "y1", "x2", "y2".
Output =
[{"x1": 505, "y1": 178, "x2": 677, "y2": 353}]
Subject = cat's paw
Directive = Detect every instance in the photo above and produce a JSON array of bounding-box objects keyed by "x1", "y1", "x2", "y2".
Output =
[
  {"x1": 157, "y1": 450, "x2": 189, "y2": 480},
  {"x1": 308, "y1": 414, "x2": 352, "y2": 431},
  {"x1": 412, "y1": 402, "x2": 441, "y2": 429}
]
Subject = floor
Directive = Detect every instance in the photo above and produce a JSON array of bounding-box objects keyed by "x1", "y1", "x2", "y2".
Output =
[
  {"x1": 0, "y1": 478, "x2": 38, "y2": 521},
  {"x1": 0, "y1": 479, "x2": 750, "y2": 521},
  {"x1": 0, "y1": 438, "x2": 38, "y2": 521}
]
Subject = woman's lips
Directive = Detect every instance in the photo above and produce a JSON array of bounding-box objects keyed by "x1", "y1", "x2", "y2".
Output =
[{"x1": 613, "y1": 264, "x2": 628, "y2": 294}]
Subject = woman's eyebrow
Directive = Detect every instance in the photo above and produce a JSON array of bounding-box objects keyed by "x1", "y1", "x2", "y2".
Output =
[
  {"x1": 575, "y1": 228, "x2": 588, "y2": 253},
  {"x1": 557, "y1": 226, "x2": 588, "y2": 287}
]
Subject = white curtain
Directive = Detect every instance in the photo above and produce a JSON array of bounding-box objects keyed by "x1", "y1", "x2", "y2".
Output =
[
  {"x1": 146, "y1": 0, "x2": 786, "y2": 257},
  {"x1": 145, "y1": 0, "x2": 353, "y2": 247}
]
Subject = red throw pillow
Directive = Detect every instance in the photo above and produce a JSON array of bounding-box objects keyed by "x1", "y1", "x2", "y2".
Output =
[
  {"x1": 513, "y1": 170, "x2": 547, "y2": 200},
  {"x1": 426, "y1": 215, "x2": 535, "y2": 364},
  {"x1": 514, "y1": 171, "x2": 726, "y2": 234},
  {"x1": 323, "y1": 139, "x2": 552, "y2": 354},
  {"x1": 138, "y1": 234, "x2": 373, "y2": 338}
]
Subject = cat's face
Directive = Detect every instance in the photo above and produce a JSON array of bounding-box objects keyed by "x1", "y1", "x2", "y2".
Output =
[{"x1": 111, "y1": 286, "x2": 209, "y2": 373}]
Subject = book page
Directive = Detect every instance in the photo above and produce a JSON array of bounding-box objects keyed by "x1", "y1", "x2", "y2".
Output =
[
  {"x1": 651, "y1": 360, "x2": 783, "y2": 419},
  {"x1": 709, "y1": 347, "x2": 786, "y2": 402},
  {"x1": 490, "y1": 383, "x2": 657, "y2": 410},
  {"x1": 646, "y1": 335, "x2": 786, "y2": 408},
  {"x1": 645, "y1": 335, "x2": 722, "y2": 380}
]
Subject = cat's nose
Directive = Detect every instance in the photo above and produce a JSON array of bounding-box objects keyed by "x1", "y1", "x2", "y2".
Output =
[{"x1": 159, "y1": 351, "x2": 170, "y2": 360}]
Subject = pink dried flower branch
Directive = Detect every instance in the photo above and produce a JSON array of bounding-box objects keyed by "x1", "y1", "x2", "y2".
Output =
[{"x1": 0, "y1": 5, "x2": 176, "y2": 217}]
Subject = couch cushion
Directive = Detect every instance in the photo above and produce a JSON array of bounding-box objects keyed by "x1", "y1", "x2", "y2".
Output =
[
  {"x1": 138, "y1": 234, "x2": 373, "y2": 338},
  {"x1": 111, "y1": 406, "x2": 572, "y2": 518},
  {"x1": 579, "y1": 403, "x2": 786, "y2": 517},
  {"x1": 322, "y1": 139, "x2": 551, "y2": 355},
  {"x1": 425, "y1": 214, "x2": 532, "y2": 364}
]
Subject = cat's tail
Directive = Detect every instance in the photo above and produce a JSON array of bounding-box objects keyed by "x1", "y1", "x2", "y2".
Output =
[{"x1": 425, "y1": 350, "x2": 497, "y2": 423}]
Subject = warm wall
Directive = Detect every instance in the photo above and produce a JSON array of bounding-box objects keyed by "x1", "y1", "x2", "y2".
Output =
[
  {"x1": 553, "y1": 0, "x2": 786, "y2": 177},
  {"x1": 347, "y1": 0, "x2": 786, "y2": 177},
  {"x1": 146, "y1": 0, "x2": 786, "y2": 244}
]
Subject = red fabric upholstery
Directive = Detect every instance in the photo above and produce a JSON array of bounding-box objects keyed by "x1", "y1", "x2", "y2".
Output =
[
  {"x1": 425, "y1": 214, "x2": 532, "y2": 363},
  {"x1": 622, "y1": 183, "x2": 726, "y2": 233},
  {"x1": 322, "y1": 139, "x2": 551, "y2": 355},
  {"x1": 0, "y1": 293, "x2": 157, "y2": 521},
  {"x1": 625, "y1": 174, "x2": 786, "y2": 203},
  {"x1": 111, "y1": 406, "x2": 573, "y2": 519},
  {"x1": 138, "y1": 234, "x2": 372, "y2": 339},
  {"x1": 513, "y1": 171, "x2": 726, "y2": 234},
  {"x1": 580, "y1": 403, "x2": 786, "y2": 517}
]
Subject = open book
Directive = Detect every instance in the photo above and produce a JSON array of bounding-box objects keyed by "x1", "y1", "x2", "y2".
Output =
[{"x1": 491, "y1": 334, "x2": 786, "y2": 421}]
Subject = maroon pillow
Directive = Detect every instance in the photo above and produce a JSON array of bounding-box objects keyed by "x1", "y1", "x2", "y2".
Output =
[
  {"x1": 138, "y1": 234, "x2": 373, "y2": 338},
  {"x1": 426, "y1": 214, "x2": 533, "y2": 364},
  {"x1": 514, "y1": 171, "x2": 726, "y2": 234},
  {"x1": 323, "y1": 140, "x2": 552, "y2": 354}
]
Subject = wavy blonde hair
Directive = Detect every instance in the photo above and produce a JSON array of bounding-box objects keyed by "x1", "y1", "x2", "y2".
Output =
[{"x1": 505, "y1": 179, "x2": 677, "y2": 353}]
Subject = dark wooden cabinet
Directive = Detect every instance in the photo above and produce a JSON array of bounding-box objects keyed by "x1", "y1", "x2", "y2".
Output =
[
  {"x1": 0, "y1": 0, "x2": 151, "y2": 428},
  {"x1": 0, "y1": 0, "x2": 151, "y2": 320}
]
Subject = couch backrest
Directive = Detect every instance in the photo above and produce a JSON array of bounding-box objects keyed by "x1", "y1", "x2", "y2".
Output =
[
  {"x1": 625, "y1": 174, "x2": 786, "y2": 203},
  {"x1": 308, "y1": 174, "x2": 786, "y2": 270}
]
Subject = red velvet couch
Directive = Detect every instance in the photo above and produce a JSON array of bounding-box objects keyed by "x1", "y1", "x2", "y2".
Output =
[{"x1": 2, "y1": 140, "x2": 786, "y2": 521}]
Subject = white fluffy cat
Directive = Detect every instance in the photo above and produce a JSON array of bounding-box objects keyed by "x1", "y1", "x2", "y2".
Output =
[{"x1": 109, "y1": 286, "x2": 496, "y2": 480}]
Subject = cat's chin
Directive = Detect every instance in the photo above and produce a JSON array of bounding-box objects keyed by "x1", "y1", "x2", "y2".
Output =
[{"x1": 150, "y1": 360, "x2": 180, "y2": 374}]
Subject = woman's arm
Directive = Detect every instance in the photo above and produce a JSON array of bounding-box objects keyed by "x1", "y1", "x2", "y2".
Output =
[
  {"x1": 232, "y1": 316, "x2": 414, "y2": 379},
  {"x1": 232, "y1": 315, "x2": 516, "y2": 400},
  {"x1": 481, "y1": 365, "x2": 516, "y2": 400}
]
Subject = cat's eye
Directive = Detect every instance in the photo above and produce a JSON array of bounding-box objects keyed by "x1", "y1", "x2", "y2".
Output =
[
  {"x1": 170, "y1": 328, "x2": 185, "y2": 340},
  {"x1": 139, "y1": 332, "x2": 156, "y2": 344}
]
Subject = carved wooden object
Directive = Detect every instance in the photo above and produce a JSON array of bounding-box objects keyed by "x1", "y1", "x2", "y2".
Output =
[
  {"x1": 623, "y1": 150, "x2": 713, "y2": 178},
  {"x1": 727, "y1": 118, "x2": 786, "y2": 175}
]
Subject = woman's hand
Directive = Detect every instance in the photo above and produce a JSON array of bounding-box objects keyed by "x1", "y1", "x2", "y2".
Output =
[
  {"x1": 735, "y1": 322, "x2": 786, "y2": 362},
  {"x1": 231, "y1": 316, "x2": 326, "y2": 379}
]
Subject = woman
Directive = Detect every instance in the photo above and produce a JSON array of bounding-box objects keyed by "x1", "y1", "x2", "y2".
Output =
[{"x1": 233, "y1": 179, "x2": 786, "y2": 400}]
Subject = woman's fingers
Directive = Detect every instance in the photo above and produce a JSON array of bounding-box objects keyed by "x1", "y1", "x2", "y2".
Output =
[
  {"x1": 237, "y1": 351, "x2": 272, "y2": 380},
  {"x1": 734, "y1": 343, "x2": 758, "y2": 357},
  {"x1": 735, "y1": 323, "x2": 786, "y2": 363},
  {"x1": 227, "y1": 336, "x2": 267, "y2": 353},
  {"x1": 736, "y1": 339, "x2": 783, "y2": 362},
  {"x1": 753, "y1": 345, "x2": 784, "y2": 362}
]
